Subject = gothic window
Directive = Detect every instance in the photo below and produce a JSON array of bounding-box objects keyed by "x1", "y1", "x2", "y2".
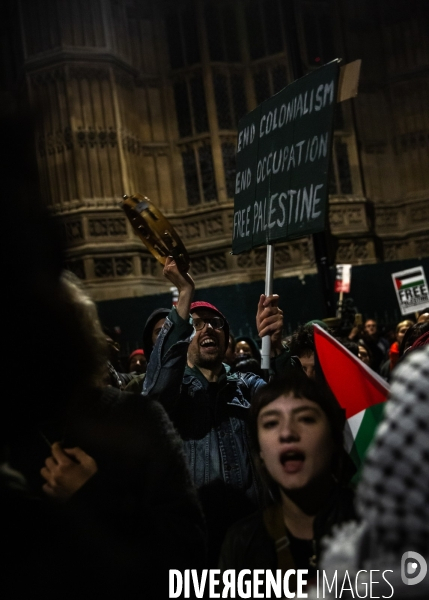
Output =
[
  {"x1": 271, "y1": 64, "x2": 287, "y2": 94},
  {"x1": 190, "y1": 75, "x2": 209, "y2": 132},
  {"x1": 253, "y1": 69, "x2": 270, "y2": 105},
  {"x1": 223, "y1": 7, "x2": 241, "y2": 62},
  {"x1": 264, "y1": 0, "x2": 284, "y2": 54},
  {"x1": 206, "y1": 3, "x2": 223, "y2": 61},
  {"x1": 173, "y1": 73, "x2": 209, "y2": 137},
  {"x1": 213, "y1": 70, "x2": 247, "y2": 130},
  {"x1": 165, "y1": 4, "x2": 200, "y2": 69},
  {"x1": 214, "y1": 73, "x2": 232, "y2": 129},
  {"x1": 173, "y1": 80, "x2": 192, "y2": 137},
  {"x1": 231, "y1": 73, "x2": 248, "y2": 122},
  {"x1": 199, "y1": 145, "x2": 217, "y2": 202},
  {"x1": 246, "y1": 5, "x2": 265, "y2": 60},
  {"x1": 165, "y1": 13, "x2": 183, "y2": 68},
  {"x1": 182, "y1": 148, "x2": 200, "y2": 205},
  {"x1": 221, "y1": 142, "x2": 236, "y2": 198},
  {"x1": 181, "y1": 143, "x2": 216, "y2": 206},
  {"x1": 245, "y1": 0, "x2": 285, "y2": 60},
  {"x1": 253, "y1": 62, "x2": 288, "y2": 105},
  {"x1": 204, "y1": 1, "x2": 240, "y2": 62}
]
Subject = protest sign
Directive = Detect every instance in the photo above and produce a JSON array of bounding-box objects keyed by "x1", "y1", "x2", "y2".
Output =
[
  {"x1": 335, "y1": 264, "x2": 352, "y2": 293},
  {"x1": 232, "y1": 60, "x2": 340, "y2": 254},
  {"x1": 392, "y1": 266, "x2": 429, "y2": 316}
]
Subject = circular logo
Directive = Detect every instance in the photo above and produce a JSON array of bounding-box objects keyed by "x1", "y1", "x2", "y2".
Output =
[{"x1": 401, "y1": 551, "x2": 427, "y2": 585}]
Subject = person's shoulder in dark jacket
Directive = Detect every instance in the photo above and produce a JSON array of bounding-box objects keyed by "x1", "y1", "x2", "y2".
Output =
[
  {"x1": 66, "y1": 388, "x2": 208, "y2": 596},
  {"x1": 218, "y1": 510, "x2": 276, "y2": 571}
]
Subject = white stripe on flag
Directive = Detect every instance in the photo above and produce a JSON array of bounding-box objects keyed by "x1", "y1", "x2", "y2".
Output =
[
  {"x1": 344, "y1": 409, "x2": 365, "y2": 453},
  {"x1": 400, "y1": 275, "x2": 424, "y2": 286}
]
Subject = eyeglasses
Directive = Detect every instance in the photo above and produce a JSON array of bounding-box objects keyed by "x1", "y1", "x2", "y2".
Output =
[{"x1": 192, "y1": 316, "x2": 224, "y2": 331}]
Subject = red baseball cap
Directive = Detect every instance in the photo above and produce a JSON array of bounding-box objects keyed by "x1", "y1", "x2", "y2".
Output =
[
  {"x1": 190, "y1": 301, "x2": 230, "y2": 345},
  {"x1": 129, "y1": 349, "x2": 145, "y2": 360}
]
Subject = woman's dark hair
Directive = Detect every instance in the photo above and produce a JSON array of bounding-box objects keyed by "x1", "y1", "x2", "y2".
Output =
[
  {"x1": 337, "y1": 338, "x2": 359, "y2": 357},
  {"x1": 288, "y1": 324, "x2": 315, "y2": 357},
  {"x1": 232, "y1": 357, "x2": 263, "y2": 377},
  {"x1": 357, "y1": 339, "x2": 375, "y2": 368},
  {"x1": 247, "y1": 370, "x2": 349, "y2": 503},
  {"x1": 399, "y1": 321, "x2": 429, "y2": 358}
]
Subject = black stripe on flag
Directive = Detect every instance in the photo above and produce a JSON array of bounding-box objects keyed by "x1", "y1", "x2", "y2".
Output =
[{"x1": 401, "y1": 270, "x2": 422, "y2": 280}]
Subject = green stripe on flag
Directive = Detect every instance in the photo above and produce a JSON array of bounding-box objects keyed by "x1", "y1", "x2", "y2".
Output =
[{"x1": 349, "y1": 402, "x2": 386, "y2": 484}]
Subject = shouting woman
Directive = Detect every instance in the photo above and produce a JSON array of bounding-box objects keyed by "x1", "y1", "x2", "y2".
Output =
[{"x1": 219, "y1": 370, "x2": 357, "y2": 591}]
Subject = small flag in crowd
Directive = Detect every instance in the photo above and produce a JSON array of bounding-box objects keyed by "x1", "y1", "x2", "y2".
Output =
[{"x1": 313, "y1": 324, "x2": 390, "y2": 475}]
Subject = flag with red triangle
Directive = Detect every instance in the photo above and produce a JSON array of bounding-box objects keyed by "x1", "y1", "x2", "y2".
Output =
[{"x1": 313, "y1": 324, "x2": 390, "y2": 476}]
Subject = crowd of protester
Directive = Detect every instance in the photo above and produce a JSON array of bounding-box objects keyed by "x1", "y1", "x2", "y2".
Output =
[{"x1": 2, "y1": 111, "x2": 429, "y2": 599}]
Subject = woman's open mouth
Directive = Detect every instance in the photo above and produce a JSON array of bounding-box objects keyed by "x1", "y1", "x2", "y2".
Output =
[{"x1": 280, "y1": 450, "x2": 305, "y2": 474}]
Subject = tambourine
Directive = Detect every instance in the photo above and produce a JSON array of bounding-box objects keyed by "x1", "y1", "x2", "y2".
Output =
[{"x1": 121, "y1": 193, "x2": 190, "y2": 272}]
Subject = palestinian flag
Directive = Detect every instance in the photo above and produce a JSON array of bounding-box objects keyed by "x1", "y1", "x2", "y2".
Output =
[
  {"x1": 394, "y1": 269, "x2": 425, "y2": 291},
  {"x1": 313, "y1": 324, "x2": 390, "y2": 478}
]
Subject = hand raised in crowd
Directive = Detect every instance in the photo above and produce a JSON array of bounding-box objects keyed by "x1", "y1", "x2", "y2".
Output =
[
  {"x1": 163, "y1": 256, "x2": 195, "y2": 320},
  {"x1": 348, "y1": 324, "x2": 363, "y2": 340},
  {"x1": 41, "y1": 441, "x2": 98, "y2": 501},
  {"x1": 256, "y1": 293, "x2": 284, "y2": 356}
]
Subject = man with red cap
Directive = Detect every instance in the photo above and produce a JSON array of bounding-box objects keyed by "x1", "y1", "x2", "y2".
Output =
[
  {"x1": 144, "y1": 257, "x2": 297, "y2": 564},
  {"x1": 127, "y1": 348, "x2": 147, "y2": 375}
]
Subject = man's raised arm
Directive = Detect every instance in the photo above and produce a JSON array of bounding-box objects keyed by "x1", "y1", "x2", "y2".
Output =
[
  {"x1": 142, "y1": 257, "x2": 195, "y2": 405},
  {"x1": 163, "y1": 257, "x2": 195, "y2": 320}
]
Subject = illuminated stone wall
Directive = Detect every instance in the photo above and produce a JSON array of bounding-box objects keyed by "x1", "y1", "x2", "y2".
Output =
[{"x1": 2, "y1": 0, "x2": 427, "y2": 301}]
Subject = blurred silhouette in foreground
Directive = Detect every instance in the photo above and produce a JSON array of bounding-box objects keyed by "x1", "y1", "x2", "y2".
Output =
[{"x1": 1, "y1": 110, "x2": 205, "y2": 599}]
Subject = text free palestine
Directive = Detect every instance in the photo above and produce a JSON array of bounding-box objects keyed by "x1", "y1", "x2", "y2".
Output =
[{"x1": 233, "y1": 183, "x2": 324, "y2": 240}]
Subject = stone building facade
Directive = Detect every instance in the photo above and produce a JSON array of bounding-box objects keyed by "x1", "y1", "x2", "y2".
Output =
[{"x1": 1, "y1": 0, "x2": 428, "y2": 301}]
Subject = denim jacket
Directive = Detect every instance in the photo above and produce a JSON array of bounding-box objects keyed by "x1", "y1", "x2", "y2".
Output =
[{"x1": 143, "y1": 307, "x2": 295, "y2": 506}]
